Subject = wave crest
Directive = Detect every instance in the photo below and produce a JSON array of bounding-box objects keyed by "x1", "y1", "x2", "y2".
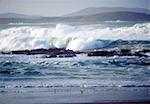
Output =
[{"x1": 0, "y1": 23, "x2": 150, "y2": 51}]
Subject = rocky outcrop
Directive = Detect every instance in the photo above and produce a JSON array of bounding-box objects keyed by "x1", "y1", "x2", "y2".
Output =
[
  {"x1": 1, "y1": 48, "x2": 149, "y2": 58},
  {"x1": 10, "y1": 48, "x2": 74, "y2": 55},
  {"x1": 87, "y1": 50, "x2": 117, "y2": 57},
  {"x1": 8, "y1": 48, "x2": 77, "y2": 58},
  {"x1": 87, "y1": 49, "x2": 149, "y2": 57}
]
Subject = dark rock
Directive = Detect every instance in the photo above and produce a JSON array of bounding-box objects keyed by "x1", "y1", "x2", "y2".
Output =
[
  {"x1": 1, "y1": 48, "x2": 149, "y2": 58},
  {"x1": 107, "y1": 51, "x2": 118, "y2": 56},
  {"x1": 87, "y1": 51, "x2": 108, "y2": 56},
  {"x1": 42, "y1": 53, "x2": 76, "y2": 58},
  {"x1": 26, "y1": 48, "x2": 67, "y2": 55},
  {"x1": 1, "y1": 48, "x2": 78, "y2": 58},
  {"x1": 9, "y1": 48, "x2": 77, "y2": 55},
  {"x1": 87, "y1": 49, "x2": 148, "y2": 57},
  {"x1": 57, "y1": 54, "x2": 76, "y2": 58},
  {"x1": 118, "y1": 49, "x2": 132, "y2": 56},
  {"x1": 140, "y1": 49, "x2": 150, "y2": 53},
  {"x1": 10, "y1": 48, "x2": 59, "y2": 55},
  {"x1": 87, "y1": 50, "x2": 118, "y2": 57},
  {"x1": 11, "y1": 50, "x2": 29, "y2": 54},
  {"x1": 26, "y1": 49, "x2": 49, "y2": 55},
  {"x1": 133, "y1": 52, "x2": 148, "y2": 57},
  {"x1": 1, "y1": 51, "x2": 11, "y2": 54}
]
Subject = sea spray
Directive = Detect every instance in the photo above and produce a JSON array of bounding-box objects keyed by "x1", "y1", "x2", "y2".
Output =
[{"x1": 0, "y1": 23, "x2": 150, "y2": 51}]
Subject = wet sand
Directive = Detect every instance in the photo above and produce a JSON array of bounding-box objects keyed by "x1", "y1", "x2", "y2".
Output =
[{"x1": 0, "y1": 87, "x2": 150, "y2": 104}]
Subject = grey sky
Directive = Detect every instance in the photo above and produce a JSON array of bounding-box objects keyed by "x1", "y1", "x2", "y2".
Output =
[{"x1": 0, "y1": 0, "x2": 149, "y2": 16}]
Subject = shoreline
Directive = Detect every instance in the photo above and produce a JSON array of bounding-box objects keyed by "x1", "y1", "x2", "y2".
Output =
[{"x1": 0, "y1": 87, "x2": 150, "y2": 104}]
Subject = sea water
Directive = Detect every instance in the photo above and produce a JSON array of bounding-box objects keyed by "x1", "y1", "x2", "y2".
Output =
[{"x1": 0, "y1": 21, "x2": 150, "y2": 103}]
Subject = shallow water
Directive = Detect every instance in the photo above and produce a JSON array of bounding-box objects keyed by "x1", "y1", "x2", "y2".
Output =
[{"x1": 0, "y1": 55, "x2": 150, "y2": 92}]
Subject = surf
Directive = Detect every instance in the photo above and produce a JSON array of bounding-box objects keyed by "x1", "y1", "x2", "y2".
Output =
[{"x1": 0, "y1": 22, "x2": 150, "y2": 52}]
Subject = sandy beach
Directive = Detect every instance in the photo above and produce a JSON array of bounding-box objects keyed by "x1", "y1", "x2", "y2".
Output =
[{"x1": 0, "y1": 86, "x2": 150, "y2": 104}]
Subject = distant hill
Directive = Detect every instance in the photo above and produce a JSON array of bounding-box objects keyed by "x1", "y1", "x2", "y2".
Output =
[
  {"x1": 70, "y1": 12, "x2": 150, "y2": 22},
  {"x1": 38, "y1": 12, "x2": 150, "y2": 22},
  {"x1": 0, "y1": 13, "x2": 42, "y2": 19},
  {"x1": 0, "y1": 12, "x2": 150, "y2": 24},
  {"x1": 64, "y1": 7, "x2": 150, "y2": 17}
]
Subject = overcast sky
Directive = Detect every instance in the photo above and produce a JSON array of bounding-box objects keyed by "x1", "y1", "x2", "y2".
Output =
[{"x1": 0, "y1": 0, "x2": 149, "y2": 16}]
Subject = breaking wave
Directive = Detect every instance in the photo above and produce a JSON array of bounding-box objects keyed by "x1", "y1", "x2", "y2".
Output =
[{"x1": 0, "y1": 23, "x2": 150, "y2": 51}]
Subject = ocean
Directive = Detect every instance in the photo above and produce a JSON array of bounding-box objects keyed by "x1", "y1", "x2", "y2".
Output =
[{"x1": 0, "y1": 21, "x2": 150, "y2": 103}]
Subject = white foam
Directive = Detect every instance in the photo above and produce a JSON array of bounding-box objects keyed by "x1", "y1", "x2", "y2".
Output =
[
  {"x1": 105, "y1": 20, "x2": 127, "y2": 23},
  {"x1": 66, "y1": 38, "x2": 110, "y2": 51},
  {"x1": 0, "y1": 23, "x2": 150, "y2": 51}
]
